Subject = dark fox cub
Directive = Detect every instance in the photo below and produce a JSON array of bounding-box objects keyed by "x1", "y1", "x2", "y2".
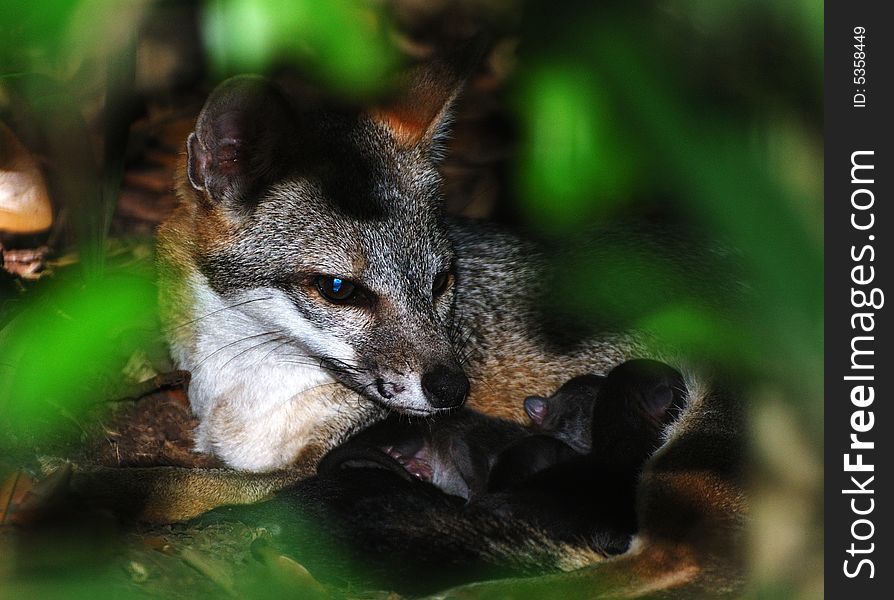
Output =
[
  {"x1": 477, "y1": 359, "x2": 688, "y2": 553},
  {"x1": 319, "y1": 359, "x2": 686, "y2": 505},
  {"x1": 315, "y1": 373, "x2": 597, "y2": 501},
  {"x1": 202, "y1": 360, "x2": 690, "y2": 593}
]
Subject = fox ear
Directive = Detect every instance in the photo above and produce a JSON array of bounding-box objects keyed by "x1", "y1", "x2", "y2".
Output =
[
  {"x1": 370, "y1": 38, "x2": 487, "y2": 155},
  {"x1": 624, "y1": 361, "x2": 686, "y2": 424},
  {"x1": 639, "y1": 383, "x2": 676, "y2": 422},
  {"x1": 524, "y1": 396, "x2": 549, "y2": 426},
  {"x1": 187, "y1": 75, "x2": 295, "y2": 207}
]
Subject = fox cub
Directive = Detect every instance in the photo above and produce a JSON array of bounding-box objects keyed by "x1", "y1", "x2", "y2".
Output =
[
  {"x1": 321, "y1": 359, "x2": 684, "y2": 503},
  {"x1": 201, "y1": 360, "x2": 695, "y2": 594}
]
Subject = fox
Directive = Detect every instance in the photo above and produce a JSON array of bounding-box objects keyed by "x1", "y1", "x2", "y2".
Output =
[
  {"x1": 57, "y1": 53, "x2": 746, "y2": 597},
  {"x1": 475, "y1": 360, "x2": 689, "y2": 550},
  {"x1": 487, "y1": 359, "x2": 686, "y2": 494}
]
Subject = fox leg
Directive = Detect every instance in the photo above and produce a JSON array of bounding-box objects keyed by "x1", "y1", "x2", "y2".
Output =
[{"x1": 40, "y1": 450, "x2": 323, "y2": 523}]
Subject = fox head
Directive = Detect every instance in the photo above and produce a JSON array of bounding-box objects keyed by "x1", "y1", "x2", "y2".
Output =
[{"x1": 170, "y1": 66, "x2": 473, "y2": 416}]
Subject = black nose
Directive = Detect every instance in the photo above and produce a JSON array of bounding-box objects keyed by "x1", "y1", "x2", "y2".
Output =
[{"x1": 421, "y1": 364, "x2": 470, "y2": 409}]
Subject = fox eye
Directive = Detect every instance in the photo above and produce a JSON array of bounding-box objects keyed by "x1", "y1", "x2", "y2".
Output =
[
  {"x1": 432, "y1": 271, "x2": 452, "y2": 297},
  {"x1": 316, "y1": 275, "x2": 357, "y2": 303}
]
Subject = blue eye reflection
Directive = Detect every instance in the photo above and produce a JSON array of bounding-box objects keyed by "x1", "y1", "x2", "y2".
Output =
[{"x1": 315, "y1": 275, "x2": 358, "y2": 304}]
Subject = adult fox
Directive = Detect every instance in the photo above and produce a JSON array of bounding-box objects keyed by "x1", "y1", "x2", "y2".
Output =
[{"x1": 70, "y1": 55, "x2": 745, "y2": 597}]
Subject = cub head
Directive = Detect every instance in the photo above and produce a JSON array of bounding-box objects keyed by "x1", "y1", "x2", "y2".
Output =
[
  {"x1": 524, "y1": 374, "x2": 604, "y2": 454},
  {"x1": 169, "y1": 60, "x2": 476, "y2": 416}
]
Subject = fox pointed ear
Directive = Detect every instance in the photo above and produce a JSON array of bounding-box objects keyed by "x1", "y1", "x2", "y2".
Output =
[
  {"x1": 524, "y1": 396, "x2": 548, "y2": 426},
  {"x1": 640, "y1": 384, "x2": 676, "y2": 422},
  {"x1": 623, "y1": 361, "x2": 686, "y2": 424},
  {"x1": 370, "y1": 38, "x2": 488, "y2": 155},
  {"x1": 187, "y1": 75, "x2": 295, "y2": 207}
]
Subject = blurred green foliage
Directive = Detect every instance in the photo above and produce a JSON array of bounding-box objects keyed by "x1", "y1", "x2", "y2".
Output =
[
  {"x1": 202, "y1": 0, "x2": 397, "y2": 93},
  {"x1": 1, "y1": 0, "x2": 823, "y2": 597},
  {"x1": 515, "y1": 3, "x2": 822, "y2": 422},
  {"x1": 0, "y1": 268, "x2": 157, "y2": 441},
  {"x1": 517, "y1": 64, "x2": 635, "y2": 226},
  {"x1": 2, "y1": 1, "x2": 149, "y2": 450},
  {"x1": 0, "y1": 0, "x2": 82, "y2": 73}
]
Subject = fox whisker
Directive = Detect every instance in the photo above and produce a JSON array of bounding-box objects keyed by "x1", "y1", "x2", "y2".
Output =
[
  {"x1": 194, "y1": 330, "x2": 284, "y2": 369},
  {"x1": 219, "y1": 335, "x2": 289, "y2": 370},
  {"x1": 165, "y1": 296, "x2": 275, "y2": 333}
]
